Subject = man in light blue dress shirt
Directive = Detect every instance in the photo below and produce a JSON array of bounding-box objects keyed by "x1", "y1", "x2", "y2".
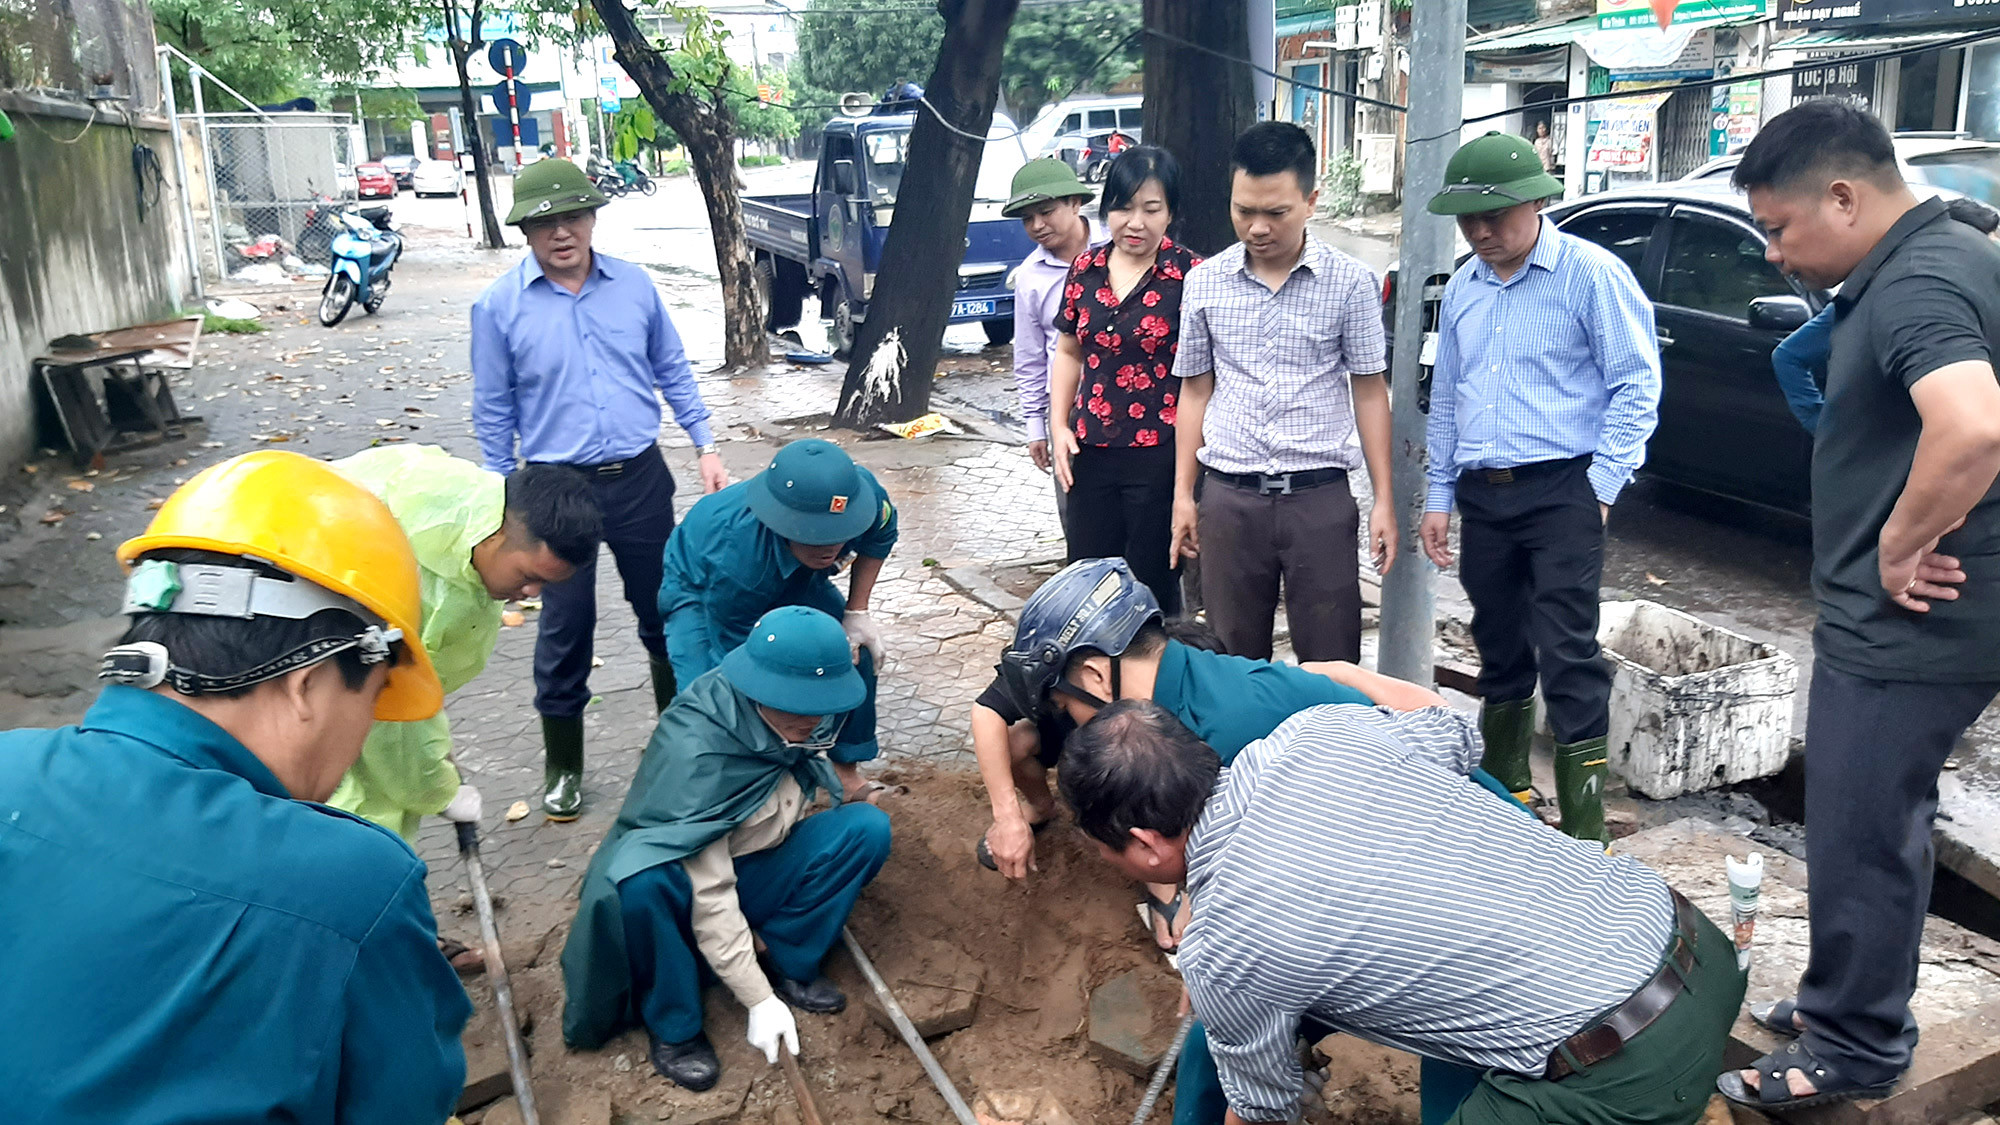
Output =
[
  {"x1": 1417, "y1": 132, "x2": 1661, "y2": 847},
  {"x1": 471, "y1": 158, "x2": 730, "y2": 821}
]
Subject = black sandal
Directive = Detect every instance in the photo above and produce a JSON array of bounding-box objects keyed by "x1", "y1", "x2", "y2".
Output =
[
  {"x1": 1137, "y1": 887, "x2": 1185, "y2": 954},
  {"x1": 975, "y1": 819, "x2": 1050, "y2": 872},
  {"x1": 1716, "y1": 1039, "x2": 1898, "y2": 1111},
  {"x1": 1751, "y1": 998, "x2": 1805, "y2": 1038}
]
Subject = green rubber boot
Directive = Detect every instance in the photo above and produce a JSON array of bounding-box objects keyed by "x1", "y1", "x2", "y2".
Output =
[
  {"x1": 541, "y1": 714, "x2": 585, "y2": 822},
  {"x1": 1555, "y1": 735, "x2": 1611, "y2": 847},
  {"x1": 1478, "y1": 698, "x2": 1537, "y2": 806},
  {"x1": 649, "y1": 655, "x2": 678, "y2": 714}
]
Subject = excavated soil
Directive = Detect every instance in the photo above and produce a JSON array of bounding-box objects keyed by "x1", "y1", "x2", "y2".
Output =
[{"x1": 461, "y1": 765, "x2": 1420, "y2": 1124}]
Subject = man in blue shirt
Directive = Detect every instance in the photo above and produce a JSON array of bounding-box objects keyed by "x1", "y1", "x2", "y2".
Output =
[
  {"x1": 1418, "y1": 131, "x2": 1662, "y2": 847},
  {"x1": 471, "y1": 158, "x2": 730, "y2": 821},
  {"x1": 658, "y1": 439, "x2": 896, "y2": 802},
  {"x1": 0, "y1": 450, "x2": 470, "y2": 1124}
]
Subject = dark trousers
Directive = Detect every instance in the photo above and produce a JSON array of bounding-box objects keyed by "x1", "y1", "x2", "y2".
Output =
[
  {"x1": 616, "y1": 803, "x2": 892, "y2": 1043},
  {"x1": 533, "y1": 447, "x2": 677, "y2": 719},
  {"x1": 1796, "y1": 662, "x2": 2000, "y2": 1083},
  {"x1": 1197, "y1": 471, "x2": 1361, "y2": 661},
  {"x1": 1066, "y1": 445, "x2": 1181, "y2": 616},
  {"x1": 1455, "y1": 458, "x2": 1610, "y2": 743}
]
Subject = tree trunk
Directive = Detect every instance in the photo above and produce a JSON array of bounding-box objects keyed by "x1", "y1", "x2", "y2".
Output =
[
  {"x1": 590, "y1": 0, "x2": 770, "y2": 370},
  {"x1": 834, "y1": 0, "x2": 1023, "y2": 428},
  {"x1": 444, "y1": 0, "x2": 505, "y2": 250},
  {"x1": 1142, "y1": 0, "x2": 1255, "y2": 255}
]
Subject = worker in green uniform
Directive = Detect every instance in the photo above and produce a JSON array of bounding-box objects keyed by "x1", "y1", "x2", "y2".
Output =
[
  {"x1": 0, "y1": 450, "x2": 468, "y2": 1123},
  {"x1": 329, "y1": 444, "x2": 603, "y2": 843},
  {"x1": 987, "y1": 557, "x2": 1531, "y2": 1125},
  {"x1": 658, "y1": 438, "x2": 897, "y2": 803},
  {"x1": 560, "y1": 606, "x2": 892, "y2": 1091}
]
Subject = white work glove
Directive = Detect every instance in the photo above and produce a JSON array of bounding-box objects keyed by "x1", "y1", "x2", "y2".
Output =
[
  {"x1": 842, "y1": 609, "x2": 884, "y2": 664},
  {"x1": 442, "y1": 784, "x2": 483, "y2": 824},
  {"x1": 745, "y1": 994, "x2": 799, "y2": 1065}
]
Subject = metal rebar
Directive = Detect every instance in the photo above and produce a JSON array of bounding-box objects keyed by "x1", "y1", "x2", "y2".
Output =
[
  {"x1": 841, "y1": 926, "x2": 979, "y2": 1125},
  {"x1": 1128, "y1": 1012, "x2": 1195, "y2": 1125},
  {"x1": 461, "y1": 824, "x2": 539, "y2": 1125}
]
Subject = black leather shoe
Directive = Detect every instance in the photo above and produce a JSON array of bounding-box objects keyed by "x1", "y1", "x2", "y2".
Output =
[
  {"x1": 647, "y1": 1031, "x2": 719, "y2": 1091},
  {"x1": 773, "y1": 975, "x2": 847, "y2": 1014}
]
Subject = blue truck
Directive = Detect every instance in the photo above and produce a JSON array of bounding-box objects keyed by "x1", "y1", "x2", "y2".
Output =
[{"x1": 742, "y1": 111, "x2": 1038, "y2": 356}]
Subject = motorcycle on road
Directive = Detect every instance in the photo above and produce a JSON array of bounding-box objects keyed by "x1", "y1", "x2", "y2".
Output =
[{"x1": 318, "y1": 206, "x2": 402, "y2": 327}]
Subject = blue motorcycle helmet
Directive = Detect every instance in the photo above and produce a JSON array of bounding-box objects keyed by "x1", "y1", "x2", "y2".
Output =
[{"x1": 996, "y1": 557, "x2": 1162, "y2": 719}]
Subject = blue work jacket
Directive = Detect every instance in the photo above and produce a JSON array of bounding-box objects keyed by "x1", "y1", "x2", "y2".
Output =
[{"x1": 0, "y1": 685, "x2": 471, "y2": 1125}]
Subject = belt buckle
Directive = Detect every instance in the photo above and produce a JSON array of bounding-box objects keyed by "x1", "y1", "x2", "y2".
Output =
[
  {"x1": 595, "y1": 460, "x2": 625, "y2": 478},
  {"x1": 1258, "y1": 473, "x2": 1294, "y2": 496},
  {"x1": 1486, "y1": 467, "x2": 1515, "y2": 484}
]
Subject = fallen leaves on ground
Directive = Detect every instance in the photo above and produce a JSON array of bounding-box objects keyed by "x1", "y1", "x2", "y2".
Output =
[
  {"x1": 65, "y1": 480, "x2": 94, "y2": 492},
  {"x1": 40, "y1": 510, "x2": 67, "y2": 525},
  {"x1": 501, "y1": 610, "x2": 526, "y2": 627},
  {"x1": 1645, "y1": 572, "x2": 1670, "y2": 586},
  {"x1": 505, "y1": 801, "x2": 530, "y2": 823}
]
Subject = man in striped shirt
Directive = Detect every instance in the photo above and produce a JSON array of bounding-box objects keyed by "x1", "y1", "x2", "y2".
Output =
[
  {"x1": 1060, "y1": 699, "x2": 1742, "y2": 1125},
  {"x1": 1417, "y1": 131, "x2": 1661, "y2": 846}
]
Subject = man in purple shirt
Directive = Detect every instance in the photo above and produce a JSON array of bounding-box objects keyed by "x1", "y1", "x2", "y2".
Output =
[
  {"x1": 1004, "y1": 159, "x2": 1100, "y2": 526},
  {"x1": 471, "y1": 159, "x2": 729, "y2": 821}
]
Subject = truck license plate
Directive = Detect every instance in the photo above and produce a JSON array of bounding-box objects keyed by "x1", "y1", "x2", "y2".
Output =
[{"x1": 951, "y1": 299, "x2": 996, "y2": 319}]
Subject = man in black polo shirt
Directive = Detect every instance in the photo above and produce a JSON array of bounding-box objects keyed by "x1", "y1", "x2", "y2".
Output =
[{"x1": 1719, "y1": 101, "x2": 2000, "y2": 1112}]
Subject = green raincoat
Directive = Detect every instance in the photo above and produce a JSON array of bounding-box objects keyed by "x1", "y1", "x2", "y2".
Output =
[
  {"x1": 560, "y1": 668, "x2": 840, "y2": 1049},
  {"x1": 328, "y1": 445, "x2": 506, "y2": 840}
]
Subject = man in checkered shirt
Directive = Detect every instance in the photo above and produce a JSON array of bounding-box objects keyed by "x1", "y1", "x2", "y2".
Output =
[{"x1": 1169, "y1": 122, "x2": 1396, "y2": 663}]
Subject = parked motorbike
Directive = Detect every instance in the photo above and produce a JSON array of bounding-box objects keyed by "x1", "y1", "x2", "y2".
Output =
[
  {"x1": 616, "y1": 159, "x2": 657, "y2": 197},
  {"x1": 587, "y1": 156, "x2": 627, "y2": 198},
  {"x1": 318, "y1": 206, "x2": 401, "y2": 327}
]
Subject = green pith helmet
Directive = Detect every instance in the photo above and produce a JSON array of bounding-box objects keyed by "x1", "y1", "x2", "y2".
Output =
[
  {"x1": 1427, "y1": 131, "x2": 1565, "y2": 216},
  {"x1": 747, "y1": 438, "x2": 880, "y2": 546},
  {"x1": 1003, "y1": 157, "x2": 1094, "y2": 218},
  {"x1": 505, "y1": 158, "x2": 607, "y2": 225},
  {"x1": 720, "y1": 606, "x2": 866, "y2": 716}
]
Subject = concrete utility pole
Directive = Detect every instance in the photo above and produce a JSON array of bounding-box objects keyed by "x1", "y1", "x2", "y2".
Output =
[{"x1": 1378, "y1": 0, "x2": 1467, "y2": 687}]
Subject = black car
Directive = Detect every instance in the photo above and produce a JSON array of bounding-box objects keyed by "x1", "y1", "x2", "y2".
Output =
[{"x1": 1389, "y1": 179, "x2": 1825, "y2": 516}]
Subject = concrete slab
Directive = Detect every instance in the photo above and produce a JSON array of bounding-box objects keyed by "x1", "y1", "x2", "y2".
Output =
[
  {"x1": 1937, "y1": 763, "x2": 2000, "y2": 906},
  {"x1": 860, "y1": 936, "x2": 986, "y2": 1039},
  {"x1": 1087, "y1": 968, "x2": 1181, "y2": 1078},
  {"x1": 648, "y1": 1066, "x2": 752, "y2": 1124},
  {"x1": 1619, "y1": 818, "x2": 2000, "y2": 1125},
  {"x1": 456, "y1": 1003, "x2": 531, "y2": 1114},
  {"x1": 479, "y1": 1085, "x2": 610, "y2": 1125}
]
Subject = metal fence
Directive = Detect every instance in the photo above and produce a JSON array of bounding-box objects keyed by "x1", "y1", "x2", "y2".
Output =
[{"x1": 189, "y1": 112, "x2": 357, "y2": 282}]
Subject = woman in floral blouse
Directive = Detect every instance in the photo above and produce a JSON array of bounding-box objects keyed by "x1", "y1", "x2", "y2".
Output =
[{"x1": 1048, "y1": 146, "x2": 1200, "y2": 614}]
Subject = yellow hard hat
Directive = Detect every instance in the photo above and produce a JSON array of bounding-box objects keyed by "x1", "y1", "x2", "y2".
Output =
[{"x1": 116, "y1": 450, "x2": 443, "y2": 721}]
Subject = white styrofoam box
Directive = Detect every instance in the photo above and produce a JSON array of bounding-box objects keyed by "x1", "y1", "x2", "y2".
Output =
[{"x1": 1598, "y1": 600, "x2": 1797, "y2": 799}]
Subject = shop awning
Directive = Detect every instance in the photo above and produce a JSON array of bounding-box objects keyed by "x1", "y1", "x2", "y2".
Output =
[
  {"x1": 1775, "y1": 27, "x2": 1968, "y2": 51},
  {"x1": 1465, "y1": 15, "x2": 1596, "y2": 52},
  {"x1": 1276, "y1": 11, "x2": 1342, "y2": 36}
]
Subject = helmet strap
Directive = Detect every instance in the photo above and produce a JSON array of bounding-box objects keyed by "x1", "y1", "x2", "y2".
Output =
[
  {"x1": 1050, "y1": 653, "x2": 1120, "y2": 714},
  {"x1": 100, "y1": 627, "x2": 402, "y2": 695}
]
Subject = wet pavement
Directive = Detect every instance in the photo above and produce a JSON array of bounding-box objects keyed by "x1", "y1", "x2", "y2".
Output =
[{"x1": 5, "y1": 160, "x2": 1999, "y2": 946}]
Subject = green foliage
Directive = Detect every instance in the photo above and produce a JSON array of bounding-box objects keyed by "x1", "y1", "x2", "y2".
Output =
[
  {"x1": 792, "y1": 0, "x2": 1140, "y2": 131},
  {"x1": 1320, "y1": 150, "x2": 1364, "y2": 219},
  {"x1": 739, "y1": 154, "x2": 783, "y2": 167},
  {"x1": 719, "y1": 67, "x2": 797, "y2": 142},
  {"x1": 186, "y1": 309, "x2": 266, "y2": 333},
  {"x1": 1000, "y1": 3, "x2": 1140, "y2": 125},
  {"x1": 662, "y1": 156, "x2": 689, "y2": 174},
  {"x1": 357, "y1": 87, "x2": 424, "y2": 131},
  {"x1": 613, "y1": 103, "x2": 659, "y2": 161},
  {"x1": 151, "y1": 0, "x2": 427, "y2": 104}
]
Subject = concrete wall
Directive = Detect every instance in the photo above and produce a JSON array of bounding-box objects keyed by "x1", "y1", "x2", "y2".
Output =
[{"x1": 0, "y1": 92, "x2": 191, "y2": 468}]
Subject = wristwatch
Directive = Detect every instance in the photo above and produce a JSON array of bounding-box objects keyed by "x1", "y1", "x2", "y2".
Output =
[{"x1": 695, "y1": 443, "x2": 719, "y2": 457}]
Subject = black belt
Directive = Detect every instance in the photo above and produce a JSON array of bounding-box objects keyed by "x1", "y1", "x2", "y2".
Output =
[
  {"x1": 1544, "y1": 891, "x2": 1703, "y2": 1081},
  {"x1": 533, "y1": 452, "x2": 649, "y2": 479},
  {"x1": 1205, "y1": 466, "x2": 1347, "y2": 496},
  {"x1": 1460, "y1": 454, "x2": 1590, "y2": 486}
]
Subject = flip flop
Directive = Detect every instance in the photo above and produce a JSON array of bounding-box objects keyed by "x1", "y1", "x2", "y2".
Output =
[
  {"x1": 438, "y1": 937, "x2": 485, "y2": 976},
  {"x1": 848, "y1": 779, "x2": 909, "y2": 807},
  {"x1": 1751, "y1": 998, "x2": 1805, "y2": 1038},
  {"x1": 975, "y1": 819, "x2": 1051, "y2": 872},
  {"x1": 1716, "y1": 1038, "x2": 1898, "y2": 1111},
  {"x1": 1137, "y1": 887, "x2": 1185, "y2": 970}
]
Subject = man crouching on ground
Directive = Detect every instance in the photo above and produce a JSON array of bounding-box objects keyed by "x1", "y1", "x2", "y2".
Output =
[
  {"x1": 1061, "y1": 699, "x2": 1743, "y2": 1125},
  {"x1": 560, "y1": 606, "x2": 892, "y2": 1091}
]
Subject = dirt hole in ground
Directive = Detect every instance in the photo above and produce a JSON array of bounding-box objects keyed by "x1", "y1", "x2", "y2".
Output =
[{"x1": 461, "y1": 767, "x2": 1419, "y2": 1124}]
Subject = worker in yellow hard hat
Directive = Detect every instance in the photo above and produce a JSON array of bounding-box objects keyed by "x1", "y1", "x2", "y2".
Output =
[{"x1": 0, "y1": 450, "x2": 471, "y2": 1123}]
